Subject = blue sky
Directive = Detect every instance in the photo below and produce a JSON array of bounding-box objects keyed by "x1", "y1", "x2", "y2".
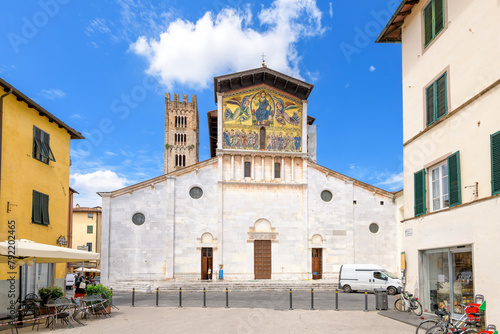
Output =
[{"x1": 0, "y1": 0, "x2": 403, "y2": 207}]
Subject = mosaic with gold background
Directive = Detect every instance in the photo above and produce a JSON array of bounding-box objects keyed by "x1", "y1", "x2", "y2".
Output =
[{"x1": 222, "y1": 86, "x2": 302, "y2": 152}]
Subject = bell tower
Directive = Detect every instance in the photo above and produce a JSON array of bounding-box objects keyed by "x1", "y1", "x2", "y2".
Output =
[{"x1": 164, "y1": 93, "x2": 199, "y2": 174}]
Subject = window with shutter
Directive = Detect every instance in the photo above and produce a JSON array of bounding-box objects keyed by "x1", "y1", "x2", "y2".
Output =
[
  {"x1": 32, "y1": 190, "x2": 49, "y2": 225},
  {"x1": 426, "y1": 72, "x2": 448, "y2": 126},
  {"x1": 491, "y1": 131, "x2": 500, "y2": 195},
  {"x1": 447, "y1": 151, "x2": 461, "y2": 207},
  {"x1": 414, "y1": 169, "x2": 426, "y2": 216},
  {"x1": 423, "y1": 0, "x2": 445, "y2": 48},
  {"x1": 33, "y1": 126, "x2": 55, "y2": 163}
]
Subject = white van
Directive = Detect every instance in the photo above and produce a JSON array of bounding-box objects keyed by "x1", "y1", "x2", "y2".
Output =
[
  {"x1": 338, "y1": 264, "x2": 401, "y2": 295},
  {"x1": 65, "y1": 273, "x2": 76, "y2": 290}
]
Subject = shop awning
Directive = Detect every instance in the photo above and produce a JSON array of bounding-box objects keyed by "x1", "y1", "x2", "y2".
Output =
[
  {"x1": 0, "y1": 239, "x2": 100, "y2": 264},
  {"x1": 74, "y1": 267, "x2": 100, "y2": 273}
]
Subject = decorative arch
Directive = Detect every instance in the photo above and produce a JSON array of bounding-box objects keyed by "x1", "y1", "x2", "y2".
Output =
[
  {"x1": 254, "y1": 218, "x2": 272, "y2": 232},
  {"x1": 201, "y1": 232, "x2": 214, "y2": 243},
  {"x1": 248, "y1": 218, "x2": 278, "y2": 242},
  {"x1": 311, "y1": 234, "x2": 323, "y2": 244}
]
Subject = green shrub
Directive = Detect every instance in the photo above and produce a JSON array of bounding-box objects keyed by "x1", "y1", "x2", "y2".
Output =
[
  {"x1": 38, "y1": 286, "x2": 64, "y2": 305},
  {"x1": 85, "y1": 284, "x2": 112, "y2": 307}
]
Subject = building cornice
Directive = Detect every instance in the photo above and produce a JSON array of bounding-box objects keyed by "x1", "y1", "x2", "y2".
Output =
[{"x1": 401, "y1": 193, "x2": 500, "y2": 223}]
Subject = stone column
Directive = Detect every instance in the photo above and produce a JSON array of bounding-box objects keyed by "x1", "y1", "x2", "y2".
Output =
[
  {"x1": 272, "y1": 156, "x2": 275, "y2": 181},
  {"x1": 231, "y1": 154, "x2": 235, "y2": 180},
  {"x1": 241, "y1": 155, "x2": 245, "y2": 180},
  {"x1": 251, "y1": 155, "x2": 255, "y2": 180},
  {"x1": 261, "y1": 156, "x2": 265, "y2": 181}
]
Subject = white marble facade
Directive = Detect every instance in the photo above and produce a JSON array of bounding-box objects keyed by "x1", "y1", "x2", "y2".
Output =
[{"x1": 99, "y1": 67, "x2": 399, "y2": 284}]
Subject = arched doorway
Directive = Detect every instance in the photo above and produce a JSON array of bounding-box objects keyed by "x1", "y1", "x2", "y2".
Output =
[
  {"x1": 252, "y1": 219, "x2": 273, "y2": 279},
  {"x1": 311, "y1": 234, "x2": 323, "y2": 280},
  {"x1": 201, "y1": 233, "x2": 213, "y2": 280}
]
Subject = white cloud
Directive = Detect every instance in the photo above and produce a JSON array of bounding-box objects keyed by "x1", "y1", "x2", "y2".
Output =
[
  {"x1": 131, "y1": 0, "x2": 325, "y2": 90},
  {"x1": 376, "y1": 171, "x2": 403, "y2": 191},
  {"x1": 369, "y1": 65, "x2": 376, "y2": 72},
  {"x1": 104, "y1": 151, "x2": 117, "y2": 156},
  {"x1": 329, "y1": 2, "x2": 333, "y2": 18},
  {"x1": 70, "y1": 170, "x2": 130, "y2": 207},
  {"x1": 39, "y1": 89, "x2": 66, "y2": 100}
]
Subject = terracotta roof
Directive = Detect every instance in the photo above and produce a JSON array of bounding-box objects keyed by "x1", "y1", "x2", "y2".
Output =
[
  {"x1": 73, "y1": 206, "x2": 102, "y2": 212},
  {"x1": 213, "y1": 66, "x2": 314, "y2": 103},
  {"x1": 376, "y1": 0, "x2": 420, "y2": 43},
  {"x1": 0, "y1": 77, "x2": 84, "y2": 139}
]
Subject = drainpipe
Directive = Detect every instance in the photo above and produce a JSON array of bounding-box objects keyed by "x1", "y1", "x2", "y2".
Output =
[{"x1": 0, "y1": 88, "x2": 13, "y2": 199}]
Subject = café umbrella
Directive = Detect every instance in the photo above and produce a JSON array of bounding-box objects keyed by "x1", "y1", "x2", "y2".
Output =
[
  {"x1": 0, "y1": 239, "x2": 100, "y2": 303},
  {"x1": 0, "y1": 239, "x2": 99, "y2": 263}
]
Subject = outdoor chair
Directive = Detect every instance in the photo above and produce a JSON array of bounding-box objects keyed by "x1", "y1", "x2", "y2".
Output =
[
  {"x1": 19, "y1": 299, "x2": 41, "y2": 331},
  {"x1": 84, "y1": 295, "x2": 110, "y2": 318},
  {"x1": 69, "y1": 298, "x2": 85, "y2": 326},
  {"x1": 53, "y1": 298, "x2": 74, "y2": 329}
]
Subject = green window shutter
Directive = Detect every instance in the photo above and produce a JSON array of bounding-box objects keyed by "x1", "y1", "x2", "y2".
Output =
[
  {"x1": 434, "y1": 0, "x2": 445, "y2": 36},
  {"x1": 32, "y1": 191, "x2": 42, "y2": 224},
  {"x1": 492, "y1": 131, "x2": 500, "y2": 195},
  {"x1": 424, "y1": 2, "x2": 433, "y2": 46},
  {"x1": 426, "y1": 84, "x2": 435, "y2": 125},
  {"x1": 447, "y1": 151, "x2": 461, "y2": 207},
  {"x1": 414, "y1": 169, "x2": 426, "y2": 216},
  {"x1": 436, "y1": 73, "x2": 447, "y2": 119},
  {"x1": 41, "y1": 193, "x2": 50, "y2": 225},
  {"x1": 42, "y1": 133, "x2": 56, "y2": 162}
]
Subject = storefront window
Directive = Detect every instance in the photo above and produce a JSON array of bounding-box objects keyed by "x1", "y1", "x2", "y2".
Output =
[{"x1": 421, "y1": 246, "x2": 473, "y2": 317}]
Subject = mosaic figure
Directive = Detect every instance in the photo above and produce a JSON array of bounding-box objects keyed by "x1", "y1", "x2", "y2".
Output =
[
  {"x1": 224, "y1": 96, "x2": 251, "y2": 123},
  {"x1": 274, "y1": 97, "x2": 300, "y2": 127}
]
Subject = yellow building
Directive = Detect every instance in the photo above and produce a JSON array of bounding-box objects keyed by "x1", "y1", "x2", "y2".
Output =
[
  {"x1": 0, "y1": 78, "x2": 84, "y2": 306},
  {"x1": 69, "y1": 205, "x2": 102, "y2": 270}
]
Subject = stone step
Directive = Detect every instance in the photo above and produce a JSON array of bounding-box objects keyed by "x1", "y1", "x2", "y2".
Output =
[{"x1": 109, "y1": 281, "x2": 339, "y2": 292}]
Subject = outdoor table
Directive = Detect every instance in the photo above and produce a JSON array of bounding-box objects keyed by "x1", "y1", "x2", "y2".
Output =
[{"x1": 43, "y1": 300, "x2": 80, "y2": 330}]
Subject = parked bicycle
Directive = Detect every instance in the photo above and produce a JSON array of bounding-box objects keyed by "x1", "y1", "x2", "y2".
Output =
[
  {"x1": 424, "y1": 308, "x2": 483, "y2": 334},
  {"x1": 394, "y1": 290, "x2": 423, "y2": 316}
]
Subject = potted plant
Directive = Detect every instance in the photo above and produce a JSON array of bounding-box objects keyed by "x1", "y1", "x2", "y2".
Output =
[
  {"x1": 38, "y1": 286, "x2": 64, "y2": 314},
  {"x1": 84, "y1": 284, "x2": 113, "y2": 314}
]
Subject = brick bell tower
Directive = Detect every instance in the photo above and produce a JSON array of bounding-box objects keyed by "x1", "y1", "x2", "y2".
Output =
[{"x1": 164, "y1": 93, "x2": 199, "y2": 174}]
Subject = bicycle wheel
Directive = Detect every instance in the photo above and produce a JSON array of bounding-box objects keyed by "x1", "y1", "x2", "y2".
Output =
[
  {"x1": 425, "y1": 325, "x2": 446, "y2": 334},
  {"x1": 394, "y1": 298, "x2": 408, "y2": 312},
  {"x1": 411, "y1": 299, "x2": 423, "y2": 316},
  {"x1": 416, "y1": 319, "x2": 439, "y2": 334}
]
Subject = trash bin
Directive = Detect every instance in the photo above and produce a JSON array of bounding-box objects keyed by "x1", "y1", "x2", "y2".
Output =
[{"x1": 374, "y1": 289, "x2": 388, "y2": 310}]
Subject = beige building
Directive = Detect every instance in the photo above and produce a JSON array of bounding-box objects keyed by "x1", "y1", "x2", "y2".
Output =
[
  {"x1": 71, "y1": 205, "x2": 102, "y2": 265},
  {"x1": 378, "y1": 0, "x2": 500, "y2": 324}
]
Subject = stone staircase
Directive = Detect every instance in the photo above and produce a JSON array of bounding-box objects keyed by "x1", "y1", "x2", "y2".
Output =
[{"x1": 109, "y1": 280, "x2": 339, "y2": 293}]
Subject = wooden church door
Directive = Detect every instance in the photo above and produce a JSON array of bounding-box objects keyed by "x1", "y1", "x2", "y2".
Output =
[
  {"x1": 201, "y1": 248, "x2": 213, "y2": 280},
  {"x1": 254, "y1": 240, "x2": 271, "y2": 279},
  {"x1": 312, "y1": 248, "x2": 322, "y2": 280}
]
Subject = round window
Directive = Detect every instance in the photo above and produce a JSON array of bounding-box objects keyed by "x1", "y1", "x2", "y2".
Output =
[
  {"x1": 132, "y1": 213, "x2": 145, "y2": 226},
  {"x1": 321, "y1": 190, "x2": 332, "y2": 202},
  {"x1": 189, "y1": 187, "x2": 203, "y2": 199},
  {"x1": 369, "y1": 223, "x2": 379, "y2": 234}
]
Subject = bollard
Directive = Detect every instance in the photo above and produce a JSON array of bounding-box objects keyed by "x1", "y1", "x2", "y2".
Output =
[
  {"x1": 132, "y1": 288, "x2": 135, "y2": 307},
  {"x1": 203, "y1": 288, "x2": 207, "y2": 308},
  {"x1": 364, "y1": 291, "x2": 368, "y2": 312},
  {"x1": 289, "y1": 289, "x2": 293, "y2": 310},
  {"x1": 156, "y1": 288, "x2": 159, "y2": 307},
  {"x1": 335, "y1": 289, "x2": 339, "y2": 311},
  {"x1": 179, "y1": 288, "x2": 182, "y2": 308},
  {"x1": 225, "y1": 288, "x2": 229, "y2": 308},
  {"x1": 310, "y1": 288, "x2": 314, "y2": 310}
]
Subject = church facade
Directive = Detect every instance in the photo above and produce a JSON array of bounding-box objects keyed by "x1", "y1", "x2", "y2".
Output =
[{"x1": 99, "y1": 67, "x2": 398, "y2": 283}]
